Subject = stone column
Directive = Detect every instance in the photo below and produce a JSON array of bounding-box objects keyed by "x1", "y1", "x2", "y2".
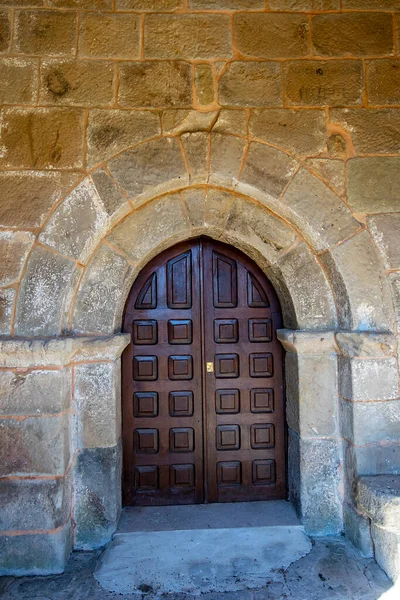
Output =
[
  {"x1": 277, "y1": 330, "x2": 343, "y2": 536},
  {"x1": 0, "y1": 334, "x2": 129, "y2": 576}
]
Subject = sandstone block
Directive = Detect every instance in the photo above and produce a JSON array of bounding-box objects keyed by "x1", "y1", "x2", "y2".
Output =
[
  {"x1": 0, "y1": 369, "x2": 71, "y2": 417},
  {"x1": 13, "y1": 10, "x2": 76, "y2": 56},
  {"x1": 118, "y1": 61, "x2": 192, "y2": 108},
  {"x1": 285, "y1": 60, "x2": 363, "y2": 106},
  {"x1": 367, "y1": 60, "x2": 400, "y2": 105},
  {"x1": 73, "y1": 244, "x2": 132, "y2": 334},
  {"x1": 234, "y1": 14, "x2": 309, "y2": 59},
  {"x1": 0, "y1": 476, "x2": 70, "y2": 531},
  {"x1": 190, "y1": 0, "x2": 264, "y2": 7},
  {"x1": 195, "y1": 64, "x2": 215, "y2": 107},
  {"x1": 312, "y1": 13, "x2": 393, "y2": 57},
  {"x1": 109, "y1": 137, "x2": 187, "y2": 200},
  {"x1": 162, "y1": 109, "x2": 217, "y2": 135},
  {"x1": 219, "y1": 62, "x2": 282, "y2": 107},
  {"x1": 40, "y1": 178, "x2": 110, "y2": 263},
  {"x1": 212, "y1": 109, "x2": 247, "y2": 136},
  {"x1": 117, "y1": 0, "x2": 183, "y2": 8},
  {"x1": 184, "y1": 188, "x2": 235, "y2": 232},
  {"x1": 347, "y1": 158, "x2": 400, "y2": 213},
  {"x1": 15, "y1": 246, "x2": 78, "y2": 336},
  {"x1": 80, "y1": 13, "x2": 140, "y2": 59},
  {"x1": 0, "y1": 108, "x2": 84, "y2": 169},
  {"x1": 343, "y1": 0, "x2": 400, "y2": 8},
  {"x1": 91, "y1": 169, "x2": 131, "y2": 223},
  {"x1": 389, "y1": 273, "x2": 400, "y2": 330},
  {"x1": 75, "y1": 361, "x2": 120, "y2": 449},
  {"x1": 281, "y1": 168, "x2": 360, "y2": 251},
  {"x1": 239, "y1": 142, "x2": 297, "y2": 200},
  {"x1": 0, "y1": 231, "x2": 34, "y2": 286},
  {"x1": 371, "y1": 524, "x2": 400, "y2": 582},
  {"x1": 181, "y1": 132, "x2": 209, "y2": 183},
  {"x1": 270, "y1": 0, "x2": 340, "y2": 7},
  {"x1": 305, "y1": 158, "x2": 345, "y2": 197},
  {"x1": 249, "y1": 109, "x2": 326, "y2": 157},
  {"x1": 0, "y1": 58, "x2": 37, "y2": 104},
  {"x1": 0, "y1": 290, "x2": 14, "y2": 336},
  {"x1": 0, "y1": 171, "x2": 78, "y2": 228},
  {"x1": 330, "y1": 108, "x2": 400, "y2": 154},
  {"x1": 0, "y1": 10, "x2": 9, "y2": 54},
  {"x1": 368, "y1": 214, "x2": 400, "y2": 270},
  {"x1": 0, "y1": 523, "x2": 71, "y2": 576},
  {"x1": 209, "y1": 133, "x2": 246, "y2": 187},
  {"x1": 343, "y1": 503, "x2": 373, "y2": 558},
  {"x1": 48, "y1": 0, "x2": 112, "y2": 6},
  {"x1": 145, "y1": 14, "x2": 232, "y2": 60},
  {"x1": 109, "y1": 194, "x2": 189, "y2": 266},
  {"x1": 73, "y1": 444, "x2": 121, "y2": 550},
  {"x1": 0, "y1": 413, "x2": 69, "y2": 476},
  {"x1": 87, "y1": 109, "x2": 160, "y2": 167}
]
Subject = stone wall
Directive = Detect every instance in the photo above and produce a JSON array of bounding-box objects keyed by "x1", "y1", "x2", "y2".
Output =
[{"x1": 0, "y1": 0, "x2": 400, "y2": 578}]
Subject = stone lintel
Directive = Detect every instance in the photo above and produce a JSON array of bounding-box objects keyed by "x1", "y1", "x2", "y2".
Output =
[
  {"x1": 277, "y1": 329, "x2": 336, "y2": 355},
  {"x1": 0, "y1": 334, "x2": 130, "y2": 368}
]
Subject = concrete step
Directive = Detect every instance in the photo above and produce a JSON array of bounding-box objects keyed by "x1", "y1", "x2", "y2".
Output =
[{"x1": 94, "y1": 501, "x2": 312, "y2": 597}]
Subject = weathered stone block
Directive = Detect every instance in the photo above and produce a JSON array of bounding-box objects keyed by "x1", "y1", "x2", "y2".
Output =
[
  {"x1": 73, "y1": 244, "x2": 132, "y2": 334},
  {"x1": 330, "y1": 109, "x2": 400, "y2": 154},
  {"x1": 281, "y1": 168, "x2": 360, "y2": 251},
  {"x1": 0, "y1": 289, "x2": 15, "y2": 336},
  {"x1": 270, "y1": 0, "x2": 340, "y2": 7},
  {"x1": 312, "y1": 13, "x2": 393, "y2": 57},
  {"x1": 75, "y1": 361, "x2": 120, "y2": 449},
  {"x1": 91, "y1": 168, "x2": 131, "y2": 223},
  {"x1": 234, "y1": 14, "x2": 309, "y2": 59},
  {"x1": 358, "y1": 476, "x2": 400, "y2": 532},
  {"x1": 0, "y1": 368, "x2": 71, "y2": 416},
  {"x1": 356, "y1": 445, "x2": 400, "y2": 476},
  {"x1": 15, "y1": 246, "x2": 78, "y2": 336},
  {"x1": 389, "y1": 273, "x2": 400, "y2": 329},
  {"x1": 0, "y1": 413, "x2": 69, "y2": 476},
  {"x1": 74, "y1": 444, "x2": 121, "y2": 550},
  {"x1": 239, "y1": 142, "x2": 297, "y2": 200},
  {"x1": 0, "y1": 231, "x2": 34, "y2": 286},
  {"x1": 212, "y1": 109, "x2": 247, "y2": 136},
  {"x1": 108, "y1": 194, "x2": 190, "y2": 265},
  {"x1": 0, "y1": 171, "x2": 79, "y2": 228},
  {"x1": 368, "y1": 214, "x2": 400, "y2": 270},
  {"x1": 335, "y1": 332, "x2": 396, "y2": 359},
  {"x1": 0, "y1": 523, "x2": 71, "y2": 576},
  {"x1": 305, "y1": 158, "x2": 345, "y2": 197},
  {"x1": 285, "y1": 60, "x2": 363, "y2": 106},
  {"x1": 209, "y1": 133, "x2": 246, "y2": 186},
  {"x1": 190, "y1": 0, "x2": 264, "y2": 7},
  {"x1": 80, "y1": 13, "x2": 140, "y2": 59},
  {"x1": 343, "y1": 503, "x2": 373, "y2": 558},
  {"x1": 341, "y1": 398, "x2": 400, "y2": 445},
  {"x1": 87, "y1": 109, "x2": 160, "y2": 167},
  {"x1": 0, "y1": 9, "x2": 10, "y2": 52},
  {"x1": 145, "y1": 14, "x2": 232, "y2": 59},
  {"x1": 0, "y1": 58, "x2": 37, "y2": 104},
  {"x1": 40, "y1": 178, "x2": 110, "y2": 263},
  {"x1": 118, "y1": 61, "x2": 192, "y2": 108},
  {"x1": 162, "y1": 109, "x2": 217, "y2": 135},
  {"x1": 347, "y1": 158, "x2": 400, "y2": 213},
  {"x1": 49, "y1": 0, "x2": 112, "y2": 7},
  {"x1": 109, "y1": 137, "x2": 187, "y2": 201},
  {"x1": 184, "y1": 188, "x2": 235, "y2": 232},
  {"x1": 367, "y1": 60, "x2": 400, "y2": 105},
  {"x1": 0, "y1": 475, "x2": 71, "y2": 531},
  {"x1": 181, "y1": 132, "x2": 209, "y2": 183},
  {"x1": 219, "y1": 62, "x2": 282, "y2": 107},
  {"x1": 343, "y1": 0, "x2": 400, "y2": 7},
  {"x1": 342, "y1": 356, "x2": 399, "y2": 400},
  {"x1": 195, "y1": 64, "x2": 215, "y2": 106},
  {"x1": 0, "y1": 108, "x2": 84, "y2": 169},
  {"x1": 13, "y1": 10, "x2": 76, "y2": 56},
  {"x1": 118, "y1": 0, "x2": 182, "y2": 8},
  {"x1": 371, "y1": 524, "x2": 400, "y2": 582},
  {"x1": 249, "y1": 109, "x2": 326, "y2": 157}
]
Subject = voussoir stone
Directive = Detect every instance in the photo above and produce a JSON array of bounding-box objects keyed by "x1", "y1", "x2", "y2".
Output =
[
  {"x1": 183, "y1": 188, "x2": 235, "y2": 232},
  {"x1": 219, "y1": 62, "x2": 282, "y2": 107},
  {"x1": 305, "y1": 158, "x2": 345, "y2": 197},
  {"x1": 109, "y1": 137, "x2": 188, "y2": 202},
  {"x1": 358, "y1": 476, "x2": 400, "y2": 532},
  {"x1": 368, "y1": 213, "x2": 400, "y2": 270},
  {"x1": 162, "y1": 110, "x2": 218, "y2": 135},
  {"x1": 234, "y1": 13, "x2": 309, "y2": 59},
  {"x1": 181, "y1": 132, "x2": 209, "y2": 183},
  {"x1": 209, "y1": 133, "x2": 247, "y2": 186},
  {"x1": 91, "y1": 169, "x2": 131, "y2": 223},
  {"x1": 281, "y1": 168, "x2": 360, "y2": 251},
  {"x1": 212, "y1": 109, "x2": 247, "y2": 136},
  {"x1": 330, "y1": 109, "x2": 400, "y2": 154},
  {"x1": 40, "y1": 178, "x2": 110, "y2": 263},
  {"x1": 347, "y1": 158, "x2": 400, "y2": 213},
  {"x1": 0, "y1": 231, "x2": 34, "y2": 286},
  {"x1": 249, "y1": 109, "x2": 327, "y2": 157}
]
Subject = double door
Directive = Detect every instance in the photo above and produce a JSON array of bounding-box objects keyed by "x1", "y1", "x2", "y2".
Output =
[{"x1": 122, "y1": 238, "x2": 286, "y2": 505}]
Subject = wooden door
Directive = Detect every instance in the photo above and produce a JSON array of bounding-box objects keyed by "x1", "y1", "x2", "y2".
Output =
[{"x1": 122, "y1": 238, "x2": 286, "y2": 506}]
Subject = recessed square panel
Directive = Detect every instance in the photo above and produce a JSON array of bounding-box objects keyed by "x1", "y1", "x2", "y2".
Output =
[
  {"x1": 216, "y1": 389, "x2": 240, "y2": 414},
  {"x1": 134, "y1": 392, "x2": 158, "y2": 418},
  {"x1": 168, "y1": 355, "x2": 193, "y2": 380},
  {"x1": 250, "y1": 389, "x2": 274, "y2": 414},
  {"x1": 170, "y1": 464, "x2": 195, "y2": 489},
  {"x1": 214, "y1": 319, "x2": 239, "y2": 344},
  {"x1": 168, "y1": 319, "x2": 192, "y2": 345},
  {"x1": 133, "y1": 320, "x2": 157, "y2": 345},
  {"x1": 248, "y1": 319, "x2": 272, "y2": 343},
  {"x1": 252, "y1": 460, "x2": 276, "y2": 486},
  {"x1": 249, "y1": 353, "x2": 273, "y2": 378},
  {"x1": 135, "y1": 465, "x2": 159, "y2": 491},
  {"x1": 251, "y1": 424, "x2": 275, "y2": 449},
  {"x1": 215, "y1": 354, "x2": 239, "y2": 379},
  {"x1": 134, "y1": 429, "x2": 159, "y2": 454},
  {"x1": 133, "y1": 356, "x2": 158, "y2": 381},
  {"x1": 170, "y1": 428, "x2": 194, "y2": 452},
  {"x1": 216, "y1": 425, "x2": 240, "y2": 451},
  {"x1": 217, "y1": 461, "x2": 241, "y2": 486},
  {"x1": 169, "y1": 391, "x2": 194, "y2": 417}
]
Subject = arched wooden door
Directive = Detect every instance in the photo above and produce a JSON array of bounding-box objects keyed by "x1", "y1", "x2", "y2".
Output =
[{"x1": 122, "y1": 238, "x2": 286, "y2": 506}]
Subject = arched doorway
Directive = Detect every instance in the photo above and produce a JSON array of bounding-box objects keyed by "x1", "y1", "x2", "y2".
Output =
[{"x1": 122, "y1": 237, "x2": 286, "y2": 506}]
